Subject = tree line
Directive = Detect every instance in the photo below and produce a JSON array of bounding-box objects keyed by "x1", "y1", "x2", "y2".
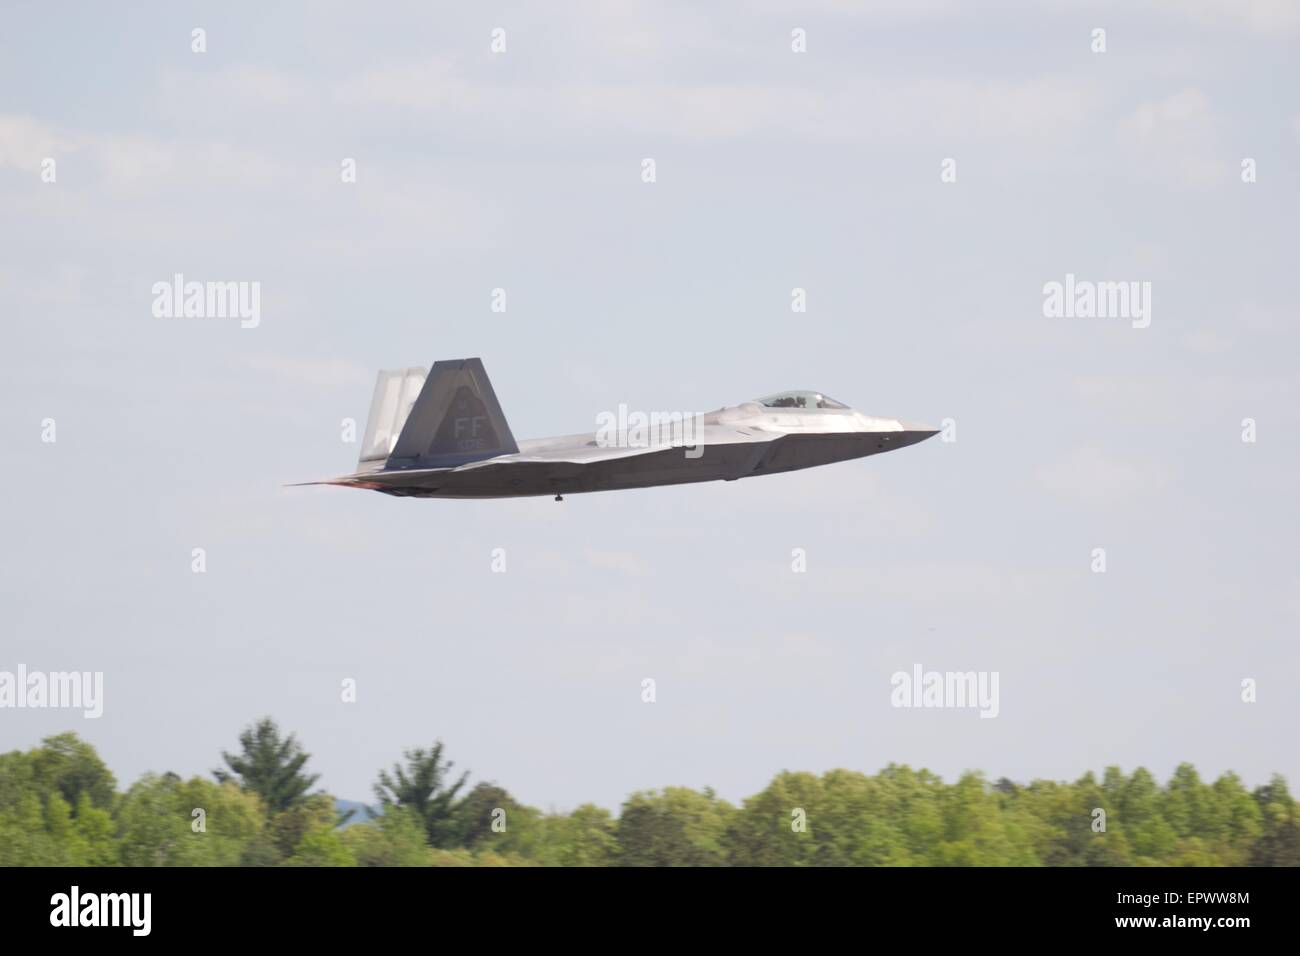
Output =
[{"x1": 2, "y1": 718, "x2": 1297, "y2": 866}]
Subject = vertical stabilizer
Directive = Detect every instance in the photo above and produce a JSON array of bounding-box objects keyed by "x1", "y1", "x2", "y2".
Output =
[
  {"x1": 386, "y1": 358, "x2": 518, "y2": 468},
  {"x1": 357, "y1": 367, "x2": 428, "y2": 471}
]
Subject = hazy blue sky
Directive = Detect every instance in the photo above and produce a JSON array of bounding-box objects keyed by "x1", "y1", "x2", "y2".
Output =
[{"x1": 2, "y1": 1, "x2": 1297, "y2": 809}]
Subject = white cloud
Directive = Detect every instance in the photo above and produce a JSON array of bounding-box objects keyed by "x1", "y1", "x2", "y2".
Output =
[
  {"x1": 0, "y1": 113, "x2": 287, "y2": 193},
  {"x1": 0, "y1": 114, "x2": 79, "y2": 170},
  {"x1": 1116, "y1": 88, "x2": 1224, "y2": 188},
  {"x1": 1121, "y1": 89, "x2": 1216, "y2": 141},
  {"x1": 164, "y1": 53, "x2": 1106, "y2": 148}
]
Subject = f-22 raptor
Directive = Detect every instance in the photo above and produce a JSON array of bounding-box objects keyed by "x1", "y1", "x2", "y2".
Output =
[{"x1": 300, "y1": 358, "x2": 938, "y2": 500}]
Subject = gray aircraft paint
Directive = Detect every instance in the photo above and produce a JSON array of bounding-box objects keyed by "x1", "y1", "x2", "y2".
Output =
[{"x1": 300, "y1": 357, "x2": 937, "y2": 499}]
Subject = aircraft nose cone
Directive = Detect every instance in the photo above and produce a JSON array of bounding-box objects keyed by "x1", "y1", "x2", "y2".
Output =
[{"x1": 901, "y1": 420, "x2": 941, "y2": 439}]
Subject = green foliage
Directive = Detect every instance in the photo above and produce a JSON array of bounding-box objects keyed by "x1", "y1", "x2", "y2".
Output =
[
  {"x1": 214, "y1": 717, "x2": 319, "y2": 816},
  {"x1": 2, "y1": 730, "x2": 1299, "y2": 867},
  {"x1": 933, "y1": 772, "x2": 1038, "y2": 865},
  {"x1": 449, "y1": 782, "x2": 516, "y2": 848},
  {"x1": 373, "y1": 741, "x2": 468, "y2": 848},
  {"x1": 267, "y1": 793, "x2": 340, "y2": 858},
  {"x1": 342, "y1": 807, "x2": 435, "y2": 866},
  {"x1": 553, "y1": 804, "x2": 620, "y2": 866},
  {"x1": 31, "y1": 732, "x2": 116, "y2": 812},
  {"x1": 1250, "y1": 775, "x2": 1300, "y2": 866},
  {"x1": 617, "y1": 787, "x2": 736, "y2": 866},
  {"x1": 73, "y1": 794, "x2": 118, "y2": 866},
  {"x1": 116, "y1": 774, "x2": 267, "y2": 865},
  {"x1": 285, "y1": 826, "x2": 356, "y2": 867}
]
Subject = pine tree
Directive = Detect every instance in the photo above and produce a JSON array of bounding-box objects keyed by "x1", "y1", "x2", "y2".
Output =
[
  {"x1": 214, "y1": 718, "x2": 319, "y2": 815},
  {"x1": 373, "y1": 741, "x2": 468, "y2": 848}
]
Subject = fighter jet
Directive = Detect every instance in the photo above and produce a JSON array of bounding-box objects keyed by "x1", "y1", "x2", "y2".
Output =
[{"x1": 298, "y1": 358, "x2": 938, "y2": 499}]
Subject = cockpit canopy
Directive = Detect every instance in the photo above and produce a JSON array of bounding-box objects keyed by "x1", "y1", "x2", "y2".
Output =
[{"x1": 753, "y1": 390, "x2": 850, "y2": 410}]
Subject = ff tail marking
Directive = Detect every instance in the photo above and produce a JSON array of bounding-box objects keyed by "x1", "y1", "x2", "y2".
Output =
[{"x1": 358, "y1": 358, "x2": 517, "y2": 473}]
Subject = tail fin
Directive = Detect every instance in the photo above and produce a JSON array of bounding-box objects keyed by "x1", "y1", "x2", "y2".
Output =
[
  {"x1": 358, "y1": 367, "x2": 428, "y2": 471},
  {"x1": 358, "y1": 358, "x2": 518, "y2": 472}
]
